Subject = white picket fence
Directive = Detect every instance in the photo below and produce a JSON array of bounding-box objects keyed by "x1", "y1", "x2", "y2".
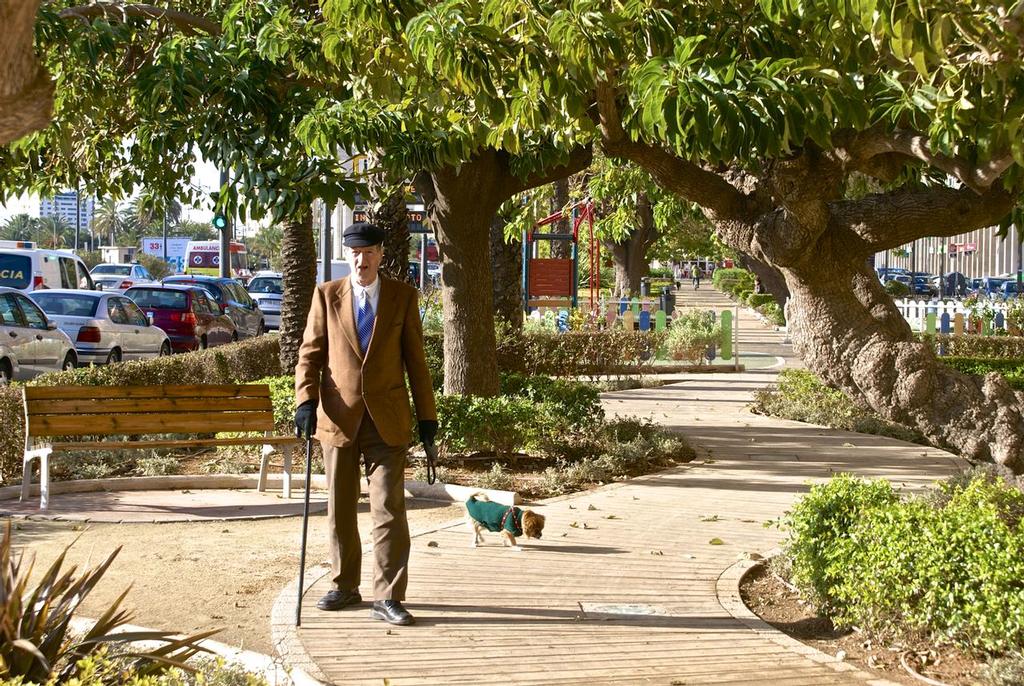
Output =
[{"x1": 893, "y1": 297, "x2": 1010, "y2": 333}]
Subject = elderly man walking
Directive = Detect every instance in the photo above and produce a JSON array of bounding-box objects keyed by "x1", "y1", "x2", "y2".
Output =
[{"x1": 294, "y1": 222, "x2": 437, "y2": 626}]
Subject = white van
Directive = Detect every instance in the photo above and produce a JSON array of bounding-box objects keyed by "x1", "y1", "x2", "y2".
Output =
[{"x1": 0, "y1": 241, "x2": 95, "y2": 293}]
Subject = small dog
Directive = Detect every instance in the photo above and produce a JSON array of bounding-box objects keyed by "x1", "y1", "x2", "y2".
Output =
[{"x1": 464, "y1": 493, "x2": 545, "y2": 550}]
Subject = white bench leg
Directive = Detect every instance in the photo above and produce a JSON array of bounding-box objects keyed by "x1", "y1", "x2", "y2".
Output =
[
  {"x1": 22, "y1": 447, "x2": 52, "y2": 510},
  {"x1": 258, "y1": 444, "x2": 274, "y2": 493},
  {"x1": 282, "y1": 445, "x2": 292, "y2": 500},
  {"x1": 39, "y1": 451, "x2": 49, "y2": 511}
]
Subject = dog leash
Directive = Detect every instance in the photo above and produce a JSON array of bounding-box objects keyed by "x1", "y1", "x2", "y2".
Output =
[{"x1": 424, "y1": 442, "x2": 438, "y2": 485}]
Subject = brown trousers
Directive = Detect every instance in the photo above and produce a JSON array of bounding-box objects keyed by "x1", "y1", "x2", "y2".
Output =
[{"x1": 321, "y1": 416, "x2": 410, "y2": 601}]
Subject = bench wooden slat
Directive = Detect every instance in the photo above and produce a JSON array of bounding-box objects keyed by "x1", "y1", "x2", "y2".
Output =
[
  {"x1": 24, "y1": 384, "x2": 270, "y2": 401},
  {"x1": 49, "y1": 436, "x2": 298, "y2": 451},
  {"x1": 28, "y1": 411, "x2": 276, "y2": 437},
  {"x1": 27, "y1": 397, "x2": 272, "y2": 416}
]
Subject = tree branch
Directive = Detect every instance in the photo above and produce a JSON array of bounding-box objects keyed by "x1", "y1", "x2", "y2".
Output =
[
  {"x1": 833, "y1": 183, "x2": 1015, "y2": 252},
  {"x1": 60, "y1": 2, "x2": 221, "y2": 36},
  {"x1": 506, "y1": 145, "x2": 593, "y2": 196},
  {"x1": 0, "y1": 0, "x2": 54, "y2": 144},
  {"x1": 595, "y1": 81, "x2": 749, "y2": 222},
  {"x1": 849, "y1": 129, "x2": 1014, "y2": 194}
]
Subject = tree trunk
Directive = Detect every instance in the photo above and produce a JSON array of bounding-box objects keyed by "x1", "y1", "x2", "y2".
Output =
[
  {"x1": 550, "y1": 178, "x2": 571, "y2": 259},
  {"x1": 597, "y1": 87, "x2": 1023, "y2": 470},
  {"x1": 608, "y1": 192, "x2": 656, "y2": 297},
  {"x1": 737, "y1": 252, "x2": 790, "y2": 304},
  {"x1": 785, "y1": 247, "x2": 1024, "y2": 470},
  {"x1": 491, "y1": 214, "x2": 523, "y2": 330},
  {"x1": 0, "y1": 0, "x2": 54, "y2": 145},
  {"x1": 365, "y1": 152, "x2": 410, "y2": 282},
  {"x1": 279, "y1": 209, "x2": 315, "y2": 374},
  {"x1": 414, "y1": 147, "x2": 592, "y2": 396}
]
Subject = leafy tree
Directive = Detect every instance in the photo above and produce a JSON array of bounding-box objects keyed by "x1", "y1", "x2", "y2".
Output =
[
  {"x1": 443, "y1": 1, "x2": 1022, "y2": 469},
  {"x1": 0, "y1": 213, "x2": 38, "y2": 242},
  {"x1": 33, "y1": 215, "x2": 73, "y2": 248},
  {"x1": 249, "y1": 223, "x2": 283, "y2": 271}
]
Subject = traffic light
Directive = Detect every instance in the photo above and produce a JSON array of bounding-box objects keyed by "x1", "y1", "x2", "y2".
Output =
[{"x1": 212, "y1": 213, "x2": 228, "y2": 230}]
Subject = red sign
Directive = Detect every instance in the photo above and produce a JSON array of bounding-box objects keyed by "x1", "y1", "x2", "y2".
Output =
[
  {"x1": 949, "y1": 242, "x2": 977, "y2": 255},
  {"x1": 528, "y1": 259, "x2": 573, "y2": 297}
]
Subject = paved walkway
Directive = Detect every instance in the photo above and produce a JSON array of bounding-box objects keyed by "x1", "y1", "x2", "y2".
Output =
[{"x1": 279, "y1": 290, "x2": 964, "y2": 685}]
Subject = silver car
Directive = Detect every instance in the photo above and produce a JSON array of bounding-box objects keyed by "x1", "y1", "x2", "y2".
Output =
[
  {"x1": 0, "y1": 286, "x2": 77, "y2": 382},
  {"x1": 91, "y1": 263, "x2": 156, "y2": 293},
  {"x1": 246, "y1": 272, "x2": 282, "y2": 330},
  {"x1": 29, "y1": 289, "x2": 171, "y2": 365}
]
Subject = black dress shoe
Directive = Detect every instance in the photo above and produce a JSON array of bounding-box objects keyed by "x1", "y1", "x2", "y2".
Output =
[
  {"x1": 316, "y1": 589, "x2": 362, "y2": 611},
  {"x1": 370, "y1": 600, "x2": 415, "y2": 625}
]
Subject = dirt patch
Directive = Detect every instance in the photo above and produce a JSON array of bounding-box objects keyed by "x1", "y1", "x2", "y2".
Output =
[
  {"x1": 9, "y1": 496, "x2": 463, "y2": 655},
  {"x1": 740, "y1": 565, "x2": 983, "y2": 685}
]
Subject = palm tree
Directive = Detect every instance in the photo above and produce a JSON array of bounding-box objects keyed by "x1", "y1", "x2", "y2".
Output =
[
  {"x1": 91, "y1": 197, "x2": 129, "y2": 246},
  {"x1": 250, "y1": 224, "x2": 283, "y2": 270},
  {"x1": 33, "y1": 216, "x2": 74, "y2": 249},
  {"x1": 0, "y1": 213, "x2": 37, "y2": 241}
]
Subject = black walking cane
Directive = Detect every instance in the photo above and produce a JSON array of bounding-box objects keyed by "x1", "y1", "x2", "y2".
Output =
[{"x1": 296, "y1": 426, "x2": 314, "y2": 627}]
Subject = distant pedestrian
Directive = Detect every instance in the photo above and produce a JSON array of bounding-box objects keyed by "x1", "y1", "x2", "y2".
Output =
[{"x1": 692, "y1": 268, "x2": 701, "y2": 290}]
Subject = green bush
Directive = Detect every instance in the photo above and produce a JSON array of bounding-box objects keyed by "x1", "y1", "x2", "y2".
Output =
[
  {"x1": 664, "y1": 310, "x2": 721, "y2": 364},
  {"x1": 499, "y1": 373, "x2": 604, "y2": 432},
  {"x1": 747, "y1": 293, "x2": 775, "y2": 309},
  {"x1": 711, "y1": 267, "x2": 754, "y2": 295},
  {"x1": 883, "y1": 279, "x2": 911, "y2": 297},
  {"x1": 436, "y1": 394, "x2": 537, "y2": 457},
  {"x1": 737, "y1": 289, "x2": 752, "y2": 302},
  {"x1": 756, "y1": 301, "x2": 785, "y2": 326},
  {"x1": 922, "y1": 334, "x2": 1024, "y2": 359},
  {"x1": 751, "y1": 369, "x2": 925, "y2": 444},
  {"x1": 940, "y1": 356, "x2": 1024, "y2": 391},
  {"x1": 782, "y1": 473, "x2": 1024, "y2": 654}
]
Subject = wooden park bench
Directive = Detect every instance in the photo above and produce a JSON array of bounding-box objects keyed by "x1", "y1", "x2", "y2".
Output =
[{"x1": 21, "y1": 384, "x2": 300, "y2": 510}]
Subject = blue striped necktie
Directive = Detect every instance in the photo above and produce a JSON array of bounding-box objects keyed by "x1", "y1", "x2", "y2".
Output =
[{"x1": 357, "y1": 290, "x2": 374, "y2": 354}]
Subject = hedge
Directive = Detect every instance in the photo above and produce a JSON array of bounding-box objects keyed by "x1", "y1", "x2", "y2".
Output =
[
  {"x1": 940, "y1": 356, "x2": 1024, "y2": 390},
  {"x1": 922, "y1": 333, "x2": 1024, "y2": 359},
  {"x1": 0, "y1": 336, "x2": 281, "y2": 486},
  {"x1": 711, "y1": 267, "x2": 754, "y2": 294}
]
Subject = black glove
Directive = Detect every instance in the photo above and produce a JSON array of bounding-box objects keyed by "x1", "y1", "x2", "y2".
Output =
[
  {"x1": 294, "y1": 400, "x2": 317, "y2": 439},
  {"x1": 418, "y1": 419, "x2": 438, "y2": 447}
]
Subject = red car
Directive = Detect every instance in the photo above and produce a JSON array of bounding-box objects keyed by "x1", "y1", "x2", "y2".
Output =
[{"x1": 124, "y1": 285, "x2": 237, "y2": 352}]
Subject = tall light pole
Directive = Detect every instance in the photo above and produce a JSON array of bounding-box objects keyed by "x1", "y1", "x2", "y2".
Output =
[{"x1": 218, "y1": 168, "x2": 231, "y2": 278}]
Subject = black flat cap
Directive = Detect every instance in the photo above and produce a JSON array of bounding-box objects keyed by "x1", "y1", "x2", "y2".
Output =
[{"x1": 342, "y1": 222, "x2": 386, "y2": 247}]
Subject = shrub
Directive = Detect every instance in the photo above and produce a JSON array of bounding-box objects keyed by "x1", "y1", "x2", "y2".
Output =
[
  {"x1": 664, "y1": 310, "x2": 721, "y2": 364},
  {"x1": 746, "y1": 293, "x2": 775, "y2": 308},
  {"x1": 756, "y1": 301, "x2": 785, "y2": 326},
  {"x1": 436, "y1": 394, "x2": 536, "y2": 457},
  {"x1": 0, "y1": 523, "x2": 215, "y2": 685},
  {"x1": 499, "y1": 373, "x2": 604, "y2": 432},
  {"x1": 474, "y1": 463, "x2": 516, "y2": 491},
  {"x1": 939, "y1": 356, "x2": 1024, "y2": 391},
  {"x1": 737, "y1": 289, "x2": 752, "y2": 302},
  {"x1": 751, "y1": 369, "x2": 925, "y2": 444},
  {"x1": 884, "y1": 279, "x2": 911, "y2": 297},
  {"x1": 782, "y1": 473, "x2": 1024, "y2": 654},
  {"x1": 135, "y1": 455, "x2": 183, "y2": 476},
  {"x1": 980, "y1": 654, "x2": 1024, "y2": 686},
  {"x1": 922, "y1": 334, "x2": 1024, "y2": 359},
  {"x1": 711, "y1": 267, "x2": 754, "y2": 294}
]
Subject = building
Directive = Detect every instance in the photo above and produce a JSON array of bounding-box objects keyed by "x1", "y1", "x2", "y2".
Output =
[
  {"x1": 874, "y1": 224, "x2": 1023, "y2": 280},
  {"x1": 39, "y1": 191, "x2": 94, "y2": 234}
]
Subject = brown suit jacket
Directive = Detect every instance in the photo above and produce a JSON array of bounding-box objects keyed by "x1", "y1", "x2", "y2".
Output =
[{"x1": 295, "y1": 276, "x2": 437, "y2": 447}]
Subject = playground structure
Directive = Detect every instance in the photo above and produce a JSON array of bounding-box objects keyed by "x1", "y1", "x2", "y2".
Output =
[{"x1": 522, "y1": 200, "x2": 598, "y2": 312}]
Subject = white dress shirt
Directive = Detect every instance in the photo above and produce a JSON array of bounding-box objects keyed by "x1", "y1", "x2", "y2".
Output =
[{"x1": 351, "y1": 276, "x2": 381, "y2": 321}]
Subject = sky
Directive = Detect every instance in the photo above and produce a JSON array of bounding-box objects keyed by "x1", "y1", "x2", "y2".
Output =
[{"x1": 0, "y1": 155, "x2": 223, "y2": 225}]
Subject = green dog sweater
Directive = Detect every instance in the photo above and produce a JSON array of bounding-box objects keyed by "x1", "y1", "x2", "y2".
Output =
[{"x1": 467, "y1": 497, "x2": 522, "y2": 536}]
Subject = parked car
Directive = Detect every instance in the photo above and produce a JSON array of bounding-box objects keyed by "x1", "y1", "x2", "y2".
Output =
[
  {"x1": 0, "y1": 286, "x2": 78, "y2": 382},
  {"x1": 980, "y1": 277, "x2": 1011, "y2": 297},
  {"x1": 90, "y1": 262, "x2": 156, "y2": 293},
  {"x1": 124, "y1": 284, "x2": 237, "y2": 352},
  {"x1": 912, "y1": 276, "x2": 937, "y2": 297},
  {"x1": 29, "y1": 289, "x2": 171, "y2": 365},
  {"x1": 1001, "y1": 280, "x2": 1020, "y2": 298},
  {"x1": 161, "y1": 275, "x2": 266, "y2": 338},
  {"x1": 246, "y1": 271, "x2": 282, "y2": 330},
  {"x1": 0, "y1": 241, "x2": 94, "y2": 293}
]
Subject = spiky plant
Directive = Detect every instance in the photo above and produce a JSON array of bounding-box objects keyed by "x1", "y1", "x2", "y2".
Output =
[{"x1": 0, "y1": 522, "x2": 218, "y2": 684}]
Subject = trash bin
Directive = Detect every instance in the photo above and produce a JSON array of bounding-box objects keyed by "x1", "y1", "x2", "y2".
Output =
[
  {"x1": 660, "y1": 286, "x2": 674, "y2": 316},
  {"x1": 640, "y1": 278, "x2": 650, "y2": 297}
]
